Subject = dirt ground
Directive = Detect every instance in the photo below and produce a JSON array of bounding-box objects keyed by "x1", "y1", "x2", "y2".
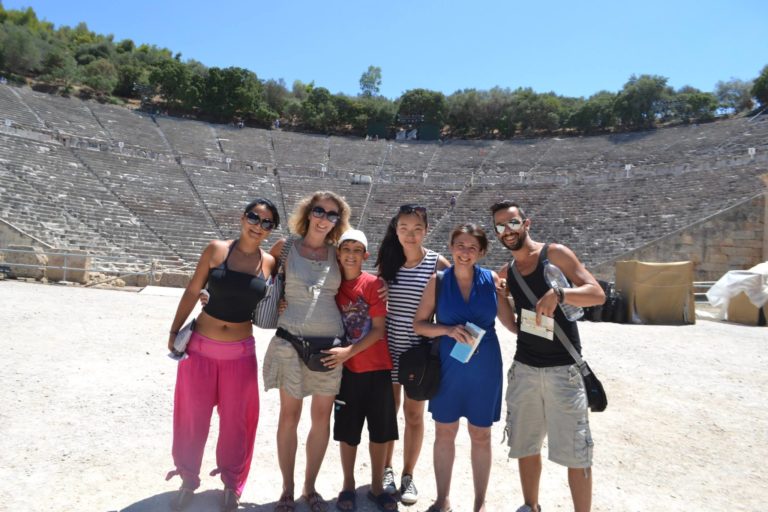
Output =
[{"x1": 0, "y1": 279, "x2": 766, "y2": 512}]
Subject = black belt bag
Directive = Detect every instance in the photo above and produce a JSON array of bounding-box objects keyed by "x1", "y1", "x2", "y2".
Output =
[{"x1": 276, "y1": 327, "x2": 345, "y2": 372}]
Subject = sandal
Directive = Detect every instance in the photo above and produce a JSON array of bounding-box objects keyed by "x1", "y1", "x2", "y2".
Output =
[
  {"x1": 335, "y1": 490, "x2": 357, "y2": 511},
  {"x1": 221, "y1": 488, "x2": 240, "y2": 511},
  {"x1": 169, "y1": 487, "x2": 194, "y2": 511},
  {"x1": 303, "y1": 492, "x2": 329, "y2": 512},
  {"x1": 274, "y1": 492, "x2": 295, "y2": 512},
  {"x1": 367, "y1": 491, "x2": 399, "y2": 512},
  {"x1": 425, "y1": 504, "x2": 452, "y2": 512}
]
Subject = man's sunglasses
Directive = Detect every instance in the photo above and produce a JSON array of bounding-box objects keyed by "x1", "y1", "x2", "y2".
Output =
[
  {"x1": 494, "y1": 219, "x2": 525, "y2": 234},
  {"x1": 311, "y1": 206, "x2": 340, "y2": 224},
  {"x1": 245, "y1": 211, "x2": 276, "y2": 231},
  {"x1": 399, "y1": 204, "x2": 427, "y2": 215}
]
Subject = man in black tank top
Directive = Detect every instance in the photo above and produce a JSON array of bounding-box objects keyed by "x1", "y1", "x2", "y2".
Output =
[{"x1": 491, "y1": 200, "x2": 605, "y2": 512}]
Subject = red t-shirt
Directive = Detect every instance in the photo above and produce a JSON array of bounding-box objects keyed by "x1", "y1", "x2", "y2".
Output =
[{"x1": 335, "y1": 272, "x2": 392, "y2": 373}]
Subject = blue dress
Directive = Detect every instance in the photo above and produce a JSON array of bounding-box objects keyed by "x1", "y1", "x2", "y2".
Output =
[{"x1": 428, "y1": 266, "x2": 503, "y2": 427}]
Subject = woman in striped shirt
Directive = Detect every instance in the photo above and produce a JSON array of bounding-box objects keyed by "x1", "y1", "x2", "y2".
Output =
[{"x1": 375, "y1": 204, "x2": 450, "y2": 506}]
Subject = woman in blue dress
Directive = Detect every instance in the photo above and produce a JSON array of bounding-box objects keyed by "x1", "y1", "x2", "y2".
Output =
[{"x1": 413, "y1": 223, "x2": 516, "y2": 512}]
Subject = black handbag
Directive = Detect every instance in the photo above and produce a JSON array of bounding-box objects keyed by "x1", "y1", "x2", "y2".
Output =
[
  {"x1": 398, "y1": 340, "x2": 441, "y2": 400},
  {"x1": 509, "y1": 258, "x2": 608, "y2": 413},
  {"x1": 397, "y1": 271, "x2": 444, "y2": 401}
]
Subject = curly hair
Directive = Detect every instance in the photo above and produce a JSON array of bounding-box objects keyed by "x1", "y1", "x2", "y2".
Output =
[{"x1": 287, "y1": 190, "x2": 351, "y2": 244}]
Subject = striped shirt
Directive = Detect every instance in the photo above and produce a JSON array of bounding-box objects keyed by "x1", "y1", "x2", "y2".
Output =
[{"x1": 386, "y1": 249, "x2": 439, "y2": 382}]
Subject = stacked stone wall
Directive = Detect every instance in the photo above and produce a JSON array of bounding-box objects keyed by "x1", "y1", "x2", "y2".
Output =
[{"x1": 594, "y1": 193, "x2": 766, "y2": 281}]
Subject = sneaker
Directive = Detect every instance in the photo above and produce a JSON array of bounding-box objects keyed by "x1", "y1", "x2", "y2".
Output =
[
  {"x1": 399, "y1": 474, "x2": 418, "y2": 505},
  {"x1": 515, "y1": 505, "x2": 541, "y2": 512},
  {"x1": 383, "y1": 466, "x2": 397, "y2": 495}
]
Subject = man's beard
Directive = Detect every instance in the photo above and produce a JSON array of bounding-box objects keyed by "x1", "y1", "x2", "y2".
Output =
[{"x1": 500, "y1": 229, "x2": 527, "y2": 251}]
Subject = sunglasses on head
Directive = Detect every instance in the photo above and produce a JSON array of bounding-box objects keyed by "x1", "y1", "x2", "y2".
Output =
[
  {"x1": 310, "y1": 205, "x2": 340, "y2": 224},
  {"x1": 494, "y1": 219, "x2": 525, "y2": 234},
  {"x1": 245, "y1": 211, "x2": 276, "y2": 231},
  {"x1": 399, "y1": 204, "x2": 427, "y2": 215}
]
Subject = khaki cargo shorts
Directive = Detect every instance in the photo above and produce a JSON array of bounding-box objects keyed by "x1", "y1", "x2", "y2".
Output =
[{"x1": 505, "y1": 361, "x2": 594, "y2": 468}]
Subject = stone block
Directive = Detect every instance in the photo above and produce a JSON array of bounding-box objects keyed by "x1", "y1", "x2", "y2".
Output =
[
  {"x1": 155, "y1": 272, "x2": 192, "y2": 288},
  {"x1": 730, "y1": 231, "x2": 757, "y2": 240},
  {"x1": 6, "y1": 245, "x2": 47, "y2": 279},
  {"x1": 47, "y1": 250, "x2": 91, "y2": 284}
]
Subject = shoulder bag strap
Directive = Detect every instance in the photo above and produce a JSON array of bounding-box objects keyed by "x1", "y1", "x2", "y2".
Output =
[{"x1": 508, "y1": 257, "x2": 587, "y2": 370}]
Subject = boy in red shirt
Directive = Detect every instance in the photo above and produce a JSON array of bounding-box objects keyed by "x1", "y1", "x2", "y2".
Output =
[{"x1": 321, "y1": 229, "x2": 399, "y2": 512}]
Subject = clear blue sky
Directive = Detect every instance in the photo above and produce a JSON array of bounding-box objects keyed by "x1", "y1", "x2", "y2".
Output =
[{"x1": 5, "y1": 0, "x2": 767, "y2": 99}]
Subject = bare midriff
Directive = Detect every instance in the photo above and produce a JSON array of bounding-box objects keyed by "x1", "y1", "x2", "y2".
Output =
[{"x1": 194, "y1": 309, "x2": 253, "y2": 342}]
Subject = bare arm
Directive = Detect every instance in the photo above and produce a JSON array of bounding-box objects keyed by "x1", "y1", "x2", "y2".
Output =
[
  {"x1": 321, "y1": 315, "x2": 386, "y2": 369},
  {"x1": 167, "y1": 241, "x2": 220, "y2": 351},
  {"x1": 436, "y1": 254, "x2": 451, "y2": 271},
  {"x1": 269, "y1": 238, "x2": 287, "y2": 275},
  {"x1": 413, "y1": 274, "x2": 473, "y2": 344},
  {"x1": 534, "y1": 243, "x2": 606, "y2": 321},
  {"x1": 493, "y1": 270, "x2": 517, "y2": 333}
]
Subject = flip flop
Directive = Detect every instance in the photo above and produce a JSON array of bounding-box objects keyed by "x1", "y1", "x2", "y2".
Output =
[
  {"x1": 274, "y1": 492, "x2": 295, "y2": 512},
  {"x1": 303, "y1": 492, "x2": 329, "y2": 512},
  {"x1": 335, "y1": 490, "x2": 357, "y2": 511},
  {"x1": 367, "y1": 490, "x2": 399, "y2": 512}
]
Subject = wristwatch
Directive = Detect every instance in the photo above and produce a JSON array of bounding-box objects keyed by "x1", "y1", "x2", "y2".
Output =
[{"x1": 552, "y1": 285, "x2": 565, "y2": 303}]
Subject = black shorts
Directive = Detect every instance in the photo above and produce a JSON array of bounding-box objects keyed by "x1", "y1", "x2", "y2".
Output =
[{"x1": 333, "y1": 368, "x2": 399, "y2": 446}]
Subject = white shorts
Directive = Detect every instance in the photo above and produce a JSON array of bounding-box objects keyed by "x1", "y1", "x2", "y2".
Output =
[{"x1": 505, "y1": 361, "x2": 594, "y2": 468}]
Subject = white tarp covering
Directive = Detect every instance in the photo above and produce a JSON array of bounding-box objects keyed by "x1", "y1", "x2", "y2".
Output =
[{"x1": 706, "y1": 262, "x2": 768, "y2": 319}]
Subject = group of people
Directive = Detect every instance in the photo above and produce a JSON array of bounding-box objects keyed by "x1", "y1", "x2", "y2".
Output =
[{"x1": 165, "y1": 190, "x2": 606, "y2": 512}]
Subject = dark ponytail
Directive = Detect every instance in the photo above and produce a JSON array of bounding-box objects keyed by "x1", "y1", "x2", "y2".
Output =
[{"x1": 376, "y1": 214, "x2": 405, "y2": 283}]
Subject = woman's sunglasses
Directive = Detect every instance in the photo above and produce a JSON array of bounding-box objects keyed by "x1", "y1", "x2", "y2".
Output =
[
  {"x1": 399, "y1": 204, "x2": 427, "y2": 215},
  {"x1": 311, "y1": 206, "x2": 340, "y2": 224},
  {"x1": 245, "y1": 211, "x2": 276, "y2": 231}
]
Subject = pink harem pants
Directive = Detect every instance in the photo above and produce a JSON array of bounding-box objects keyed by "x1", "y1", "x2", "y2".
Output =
[{"x1": 171, "y1": 331, "x2": 259, "y2": 496}]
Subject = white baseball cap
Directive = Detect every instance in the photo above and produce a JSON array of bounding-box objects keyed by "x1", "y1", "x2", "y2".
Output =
[{"x1": 338, "y1": 229, "x2": 368, "y2": 251}]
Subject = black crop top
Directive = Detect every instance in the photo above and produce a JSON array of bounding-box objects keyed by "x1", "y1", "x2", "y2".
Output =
[{"x1": 203, "y1": 240, "x2": 268, "y2": 323}]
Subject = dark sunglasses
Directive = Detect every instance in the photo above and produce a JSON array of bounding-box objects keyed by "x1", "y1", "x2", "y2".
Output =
[
  {"x1": 399, "y1": 204, "x2": 427, "y2": 215},
  {"x1": 310, "y1": 205, "x2": 340, "y2": 224},
  {"x1": 494, "y1": 219, "x2": 525, "y2": 234},
  {"x1": 245, "y1": 211, "x2": 276, "y2": 231}
]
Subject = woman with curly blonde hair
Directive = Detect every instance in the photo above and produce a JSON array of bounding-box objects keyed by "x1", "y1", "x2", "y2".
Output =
[{"x1": 262, "y1": 191, "x2": 351, "y2": 512}]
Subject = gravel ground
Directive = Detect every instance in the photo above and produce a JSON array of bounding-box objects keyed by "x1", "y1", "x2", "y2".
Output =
[{"x1": 0, "y1": 280, "x2": 766, "y2": 512}]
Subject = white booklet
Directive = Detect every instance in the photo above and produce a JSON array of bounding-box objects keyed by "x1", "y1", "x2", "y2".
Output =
[
  {"x1": 520, "y1": 308, "x2": 554, "y2": 340},
  {"x1": 449, "y1": 322, "x2": 486, "y2": 363}
]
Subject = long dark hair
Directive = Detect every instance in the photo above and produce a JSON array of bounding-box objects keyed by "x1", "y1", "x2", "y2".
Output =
[{"x1": 376, "y1": 206, "x2": 429, "y2": 283}]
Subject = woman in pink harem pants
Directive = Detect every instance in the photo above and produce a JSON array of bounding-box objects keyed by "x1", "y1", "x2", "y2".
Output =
[{"x1": 165, "y1": 198, "x2": 280, "y2": 512}]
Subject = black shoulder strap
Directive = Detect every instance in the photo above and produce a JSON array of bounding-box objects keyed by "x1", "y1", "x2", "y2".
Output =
[
  {"x1": 434, "y1": 269, "x2": 444, "y2": 322},
  {"x1": 540, "y1": 243, "x2": 550, "y2": 262},
  {"x1": 223, "y1": 239, "x2": 239, "y2": 269}
]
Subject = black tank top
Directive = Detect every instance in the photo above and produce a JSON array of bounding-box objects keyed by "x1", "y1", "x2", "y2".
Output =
[
  {"x1": 507, "y1": 244, "x2": 581, "y2": 367},
  {"x1": 203, "y1": 240, "x2": 268, "y2": 323}
]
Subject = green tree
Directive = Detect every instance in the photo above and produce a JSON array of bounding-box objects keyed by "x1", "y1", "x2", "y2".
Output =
[
  {"x1": 200, "y1": 67, "x2": 271, "y2": 123},
  {"x1": 263, "y1": 78, "x2": 288, "y2": 115},
  {"x1": 397, "y1": 88, "x2": 445, "y2": 126},
  {"x1": 300, "y1": 86, "x2": 338, "y2": 132},
  {"x1": 0, "y1": 22, "x2": 43, "y2": 74},
  {"x1": 715, "y1": 78, "x2": 754, "y2": 113},
  {"x1": 40, "y1": 44, "x2": 78, "y2": 86},
  {"x1": 613, "y1": 74, "x2": 671, "y2": 129},
  {"x1": 752, "y1": 65, "x2": 768, "y2": 107},
  {"x1": 359, "y1": 65, "x2": 382, "y2": 97},
  {"x1": 567, "y1": 91, "x2": 616, "y2": 133},
  {"x1": 672, "y1": 86, "x2": 717, "y2": 123},
  {"x1": 81, "y1": 57, "x2": 118, "y2": 94}
]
